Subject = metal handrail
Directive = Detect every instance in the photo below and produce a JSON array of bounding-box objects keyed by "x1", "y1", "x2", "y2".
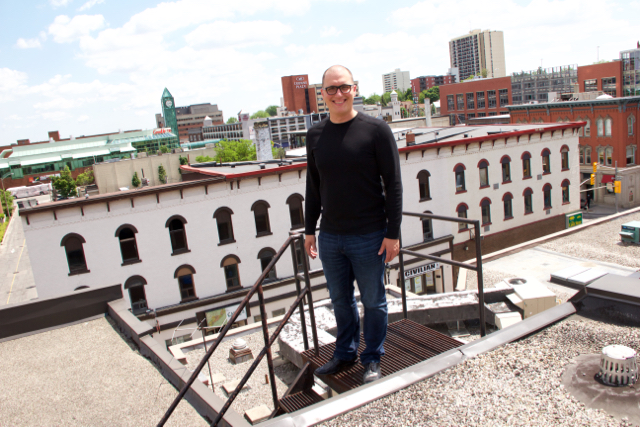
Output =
[
  {"x1": 398, "y1": 211, "x2": 486, "y2": 336},
  {"x1": 157, "y1": 233, "x2": 319, "y2": 427}
]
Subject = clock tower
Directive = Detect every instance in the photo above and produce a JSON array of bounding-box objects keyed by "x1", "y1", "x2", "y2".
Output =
[{"x1": 161, "y1": 88, "x2": 179, "y2": 147}]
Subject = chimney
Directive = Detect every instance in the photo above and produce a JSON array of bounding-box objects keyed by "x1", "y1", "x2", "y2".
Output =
[
  {"x1": 406, "y1": 132, "x2": 416, "y2": 146},
  {"x1": 48, "y1": 131, "x2": 60, "y2": 141},
  {"x1": 17, "y1": 139, "x2": 30, "y2": 146}
]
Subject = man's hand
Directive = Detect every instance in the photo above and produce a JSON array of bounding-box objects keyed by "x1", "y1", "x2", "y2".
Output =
[
  {"x1": 378, "y1": 238, "x2": 399, "y2": 263},
  {"x1": 304, "y1": 235, "x2": 318, "y2": 259}
]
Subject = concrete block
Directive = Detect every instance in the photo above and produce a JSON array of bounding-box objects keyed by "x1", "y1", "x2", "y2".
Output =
[
  {"x1": 223, "y1": 379, "x2": 248, "y2": 395},
  {"x1": 244, "y1": 404, "x2": 271, "y2": 424},
  {"x1": 495, "y1": 312, "x2": 522, "y2": 329}
]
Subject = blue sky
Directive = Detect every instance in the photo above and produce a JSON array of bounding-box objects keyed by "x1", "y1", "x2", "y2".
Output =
[{"x1": 1, "y1": 0, "x2": 638, "y2": 146}]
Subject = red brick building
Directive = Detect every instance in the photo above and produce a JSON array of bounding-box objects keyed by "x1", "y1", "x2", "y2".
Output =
[
  {"x1": 410, "y1": 75, "x2": 455, "y2": 94},
  {"x1": 281, "y1": 75, "x2": 317, "y2": 115},
  {"x1": 440, "y1": 77, "x2": 512, "y2": 123},
  {"x1": 577, "y1": 62, "x2": 623, "y2": 97}
]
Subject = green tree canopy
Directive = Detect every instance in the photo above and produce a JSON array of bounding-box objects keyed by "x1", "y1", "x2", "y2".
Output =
[
  {"x1": 52, "y1": 166, "x2": 77, "y2": 199},
  {"x1": 0, "y1": 189, "x2": 14, "y2": 217},
  {"x1": 158, "y1": 165, "x2": 167, "y2": 184},
  {"x1": 75, "y1": 169, "x2": 94, "y2": 187},
  {"x1": 405, "y1": 88, "x2": 413, "y2": 101},
  {"x1": 364, "y1": 94, "x2": 381, "y2": 105},
  {"x1": 227, "y1": 117, "x2": 238, "y2": 124},
  {"x1": 265, "y1": 105, "x2": 278, "y2": 116},
  {"x1": 250, "y1": 110, "x2": 270, "y2": 119},
  {"x1": 160, "y1": 145, "x2": 170, "y2": 153},
  {"x1": 195, "y1": 155, "x2": 215, "y2": 163},
  {"x1": 214, "y1": 139, "x2": 257, "y2": 163},
  {"x1": 423, "y1": 86, "x2": 440, "y2": 104},
  {"x1": 132, "y1": 172, "x2": 141, "y2": 188}
]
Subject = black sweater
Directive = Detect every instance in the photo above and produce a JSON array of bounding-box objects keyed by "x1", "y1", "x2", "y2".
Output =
[{"x1": 304, "y1": 112, "x2": 403, "y2": 240}]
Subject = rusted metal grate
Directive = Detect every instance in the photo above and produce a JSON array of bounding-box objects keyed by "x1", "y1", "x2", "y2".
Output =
[
  {"x1": 279, "y1": 390, "x2": 324, "y2": 413},
  {"x1": 301, "y1": 319, "x2": 463, "y2": 393}
]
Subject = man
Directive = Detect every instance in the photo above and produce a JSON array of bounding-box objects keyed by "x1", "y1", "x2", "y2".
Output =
[{"x1": 304, "y1": 65, "x2": 402, "y2": 384}]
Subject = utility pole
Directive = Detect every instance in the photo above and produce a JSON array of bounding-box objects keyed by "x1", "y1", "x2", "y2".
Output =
[{"x1": 615, "y1": 161, "x2": 619, "y2": 213}]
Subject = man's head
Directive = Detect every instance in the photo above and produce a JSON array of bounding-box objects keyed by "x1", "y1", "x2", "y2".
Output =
[{"x1": 321, "y1": 65, "x2": 357, "y2": 123}]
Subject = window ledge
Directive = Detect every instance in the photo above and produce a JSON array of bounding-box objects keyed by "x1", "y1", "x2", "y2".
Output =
[
  {"x1": 482, "y1": 222, "x2": 492, "y2": 226},
  {"x1": 562, "y1": 201, "x2": 571, "y2": 205},
  {"x1": 544, "y1": 206, "x2": 552, "y2": 210},
  {"x1": 226, "y1": 286, "x2": 243, "y2": 293},
  {"x1": 419, "y1": 197, "x2": 432, "y2": 202},
  {"x1": 502, "y1": 180, "x2": 512, "y2": 185},
  {"x1": 479, "y1": 185, "x2": 490, "y2": 189},
  {"x1": 542, "y1": 171, "x2": 551, "y2": 175},
  {"x1": 561, "y1": 168, "x2": 570, "y2": 172},
  {"x1": 121, "y1": 259, "x2": 142, "y2": 267},
  {"x1": 218, "y1": 239, "x2": 236, "y2": 246},
  {"x1": 458, "y1": 228, "x2": 469, "y2": 233},
  {"x1": 69, "y1": 269, "x2": 90, "y2": 276},
  {"x1": 455, "y1": 190, "x2": 467, "y2": 194},
  {"x1": 256, "y1": 231, "x2": 273, "y2": 238},
  {"x1": 524, "y1": 211, "x2": 534, "y2": 215},
  {"x1": 523, "y1": 176, "x2": 532, "y2": 180},
  {"x1": 504, "y1": 216, "x2": 514, "y2": 221},
  {"x1": 180, "y1": 296, "x2": 199, "y2": 304},
  {"x1": 171, "y1": 249, "x2": 191, "y2": 256}
]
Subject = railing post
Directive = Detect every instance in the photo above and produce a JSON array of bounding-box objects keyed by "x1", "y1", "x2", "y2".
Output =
[
  {"x1": 299, "y1": 234, "x2": 319, "y2": 356},
  {"x1": 257, "y1": 283, "x2": 279, "y2": 413},
  {"x1": 398, "y1": 231, "x2": 408, "y2": 320},
  {"x1": 289, "y1": 238, "x2": 309, "y2": 351},
  {"x1": 474, "y1": 221, "x2": 486, "y2": 337}
]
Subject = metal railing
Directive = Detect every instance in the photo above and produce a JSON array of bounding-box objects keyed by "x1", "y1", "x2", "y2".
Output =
[{"x1": 157, "y1": 233, "x2": 318, "y2": 427}]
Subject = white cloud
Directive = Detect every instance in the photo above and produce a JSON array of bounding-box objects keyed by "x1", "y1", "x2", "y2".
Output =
[
  {"x1": 50, "y1": 0, "x2": 72, "y2": 8},
  {"x1": 320, "y1": 26, "x2": 342, "y2": 38},
  {"x1": 16, "y1": 38, "x2": 42, "y2": 49},
  {"x1": 41, "y1": 111, "x2": 71, "y2": 121},
  {"x1": 49, "y1": 14, "x2": 105, "y2": 43},
  {"x1": 0, "y1": 68, "x2": 28, "y2": 92},
  {"x1": 77, "y1": 115, "x2": 90, "y2": 122},
  {"x1": 8, "y1": 115, "x2": 21, "y2": 121},
  {"x1": 39, "y1": 31, "x2": 48, "y2": 41},
  {"x1": 78, "y1": 0, "x2": 104, "y2": 11},
  {"x1": 184, "y1": 21, "x2": 293, "y2": 48}
]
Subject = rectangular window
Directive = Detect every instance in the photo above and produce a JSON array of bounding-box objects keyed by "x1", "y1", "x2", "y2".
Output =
[
  {"x1": 457, "y1": 94, "x2": 464, "y2": 110},
  {"x1": 602, "y1": 77, "x2": 616, "y2": 97},
  {"x1": 499, "y1": 89, "x2": 509, "y2": 107},
  {"x1": 627, "y1": 146, "x2": 636, "y2": 165},
  {"x1": 479, "y1": 167, "x2": 489, "y2": 187},
  {"x1": 447, "y1": 95, "x2": 455, "y2": 111},
  {"x1": 466, "y1": 93, "x2": 474, "y2": 109},
  {"x1": 476, "y1": 91, "x2": 485, "y2": 108},
  {"x1": 579, "y1": 147, "x2": 585, "y2": 164},
  {"x1": 584, "y1": 79, "x2": 597, "y2": 92},
  {"x1": 504, "y1": 199, "x2": 513, "y2": 219},
  {"x1": 487, "y1": 90, "x2": 496, "y2": 108},
  {"x1": 502, "y1": 162, "x2": 511, "y2": 182},
  {"x1": 586, "y1": 148, "x2": 592, "y2": 164}
]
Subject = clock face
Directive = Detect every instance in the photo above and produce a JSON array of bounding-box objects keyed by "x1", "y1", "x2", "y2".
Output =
[{"x1": 165, "y1": 100, "x2": 173, "y2": 108}]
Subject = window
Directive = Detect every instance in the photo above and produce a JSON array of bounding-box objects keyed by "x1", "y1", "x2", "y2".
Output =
[
  {"x1": 605, "y1": 147, "x2": 613, "y2": 165},
  {"x1": 214, "y1": 207, "x2": 235, "y2": 244},
  {"x1": 579, "y1": 146, "x2": 585, "y2": 164},
  {"x1": 125, "y1": 276, "x2": 147, "y2": 314},
  {"x1": 251, "y1": 200, "x2": 272, "y2": 237},
  {"x1": 421, "y1": 211, "x2": 434, "y2": 242},
  {"x1": 456, "y1": 203, "x2": 468, "y2": 231},
  {"x1": 560, "y1": 146, "x2": 569, "y2": 170},
  {"x1": 487, "y1": 90, "x2": 496, "y2": 108},
  {"x1": 522, "y1": 152, "x2": 532, "y2": 179},
  {"x1": 286, "y1": 194, "x2": 304, "y2": 229},
  {"x1": 585, "y1": 119, "x2": 591, "y2": 137},
  {"x1": 597, "y1": 118, "x2": 604, "y2": 136},
  {"x1": 585, "y1": 146, "x2": 592, "y2": 164},
  {"x1": 417, "y1": 170, "x2": 431, "y2": 201},
  {"x1": 457, "y1": 94, "x2": 464, "y2": 110},
  {"x1": 541, "y1": 148, "x2": 551, "y2": 174},
  {"x1": 447, "y1": 95, "x2": 455, "y2": 111},
  {"x1": 501, "y1": 156, "x2": 511, "y2": 183},
  {"x1": 480, "y1": 198, "x2": 491, "y2": 225},
  {"x1": 604, "y1": 117, "x2": 612, "y2": 136},
  {"x1": 523, "y1": 188, "x2": 533, "y2": 214},
  {"x1": 629, "y1": 116, "x2": 635, "y2": 136},
  {"x1": 166, "y1": 216, "x2": 189, "y2": 254},
  {"x1": 499, "y1": 89, "x2": 509, "y2": 107},
  {"x1": 543, "y1": 184, "x2": 552, "y2": 209},
  {"x1": 561, "y1": 180, "x2": 570, "y2": 204},
  {"x1": 175, "y1": 265, "x2": 197, "y2": 302},
  {"x1": 577, "y1": 117, "x2": 584, "y2": 136},
  {"x1": 584, "y1": 79, "x2": 597, "y2": 92},
  {"x1": 61, "y1": 233, "x2": 89, "y2": 275},
  {"x1": 602, "y1": 77, "x2": 616, "y2": 97},
  {"x1": 258, "y1": 248, "x2": 277, "y2": 282},
  {"x1": 503, "y1": 193, "x2": 513, "y2": 219},
  {"x1": 221, "y1": 255, "x2": 241, "y2": 291},
  {"x1": 627, "y1": 145, "x2": 637, "y2": 165},
  {"x1": 466, "y1": 93, "x2": 474, "y2": 109},
  {"x1": 476, "y1": 91, "x2": 485, "y2": 109},
  {"x1": 478, "y1": 160, "x2": 489, "y2": 188},
  {"x1": 454, "y1": 164, "x2": 466, "y2": 192},
  {"x1": 116, "y1": 224, "x2": 140, "y2": 265}
]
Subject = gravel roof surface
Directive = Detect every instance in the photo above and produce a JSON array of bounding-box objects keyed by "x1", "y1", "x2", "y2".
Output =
[
  {"x1": 185, "y1": 326, "x2": 299, "y2": 416},
  {"x1": 0, "y1": 316, "x2": 207, "y2": 427},
  {"x1": 319, "y1": 316, "x2": 640, "y2": 427},
  {"x1": 540, "y1": 212, "x2": 640, "y2": 269}
]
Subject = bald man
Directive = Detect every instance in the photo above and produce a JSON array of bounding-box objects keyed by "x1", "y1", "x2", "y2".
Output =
[{"x1": 304, "y1": 65, "x2": 403, "y2": 384}]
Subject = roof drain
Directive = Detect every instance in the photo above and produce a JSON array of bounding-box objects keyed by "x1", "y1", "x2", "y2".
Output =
[{"x1": 597, "y1": 345, "x2": 638, "y2": 386}]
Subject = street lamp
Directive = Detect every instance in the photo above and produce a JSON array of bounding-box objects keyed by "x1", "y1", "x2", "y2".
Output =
[{"x1": 1, "y1": 172, "x2": 13, "y2": 218}]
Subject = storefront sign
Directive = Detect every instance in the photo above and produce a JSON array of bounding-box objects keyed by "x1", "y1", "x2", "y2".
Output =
[
  {"x1": 404, "y1": 262, "x2": 440, "y2": 279},
  {"x1": 566, "y1": 212, "x2": 583, "y2": 228},
  {"x1": 153, "y1": 127, "x2": 173, "y2": 135},
  {"x1": 205, "y1": 304, "x2": 247, "y2": 328}
]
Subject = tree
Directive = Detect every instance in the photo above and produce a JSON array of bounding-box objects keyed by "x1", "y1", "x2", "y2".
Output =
[
  {"x1": 160, "y1": 145, "x2": 170, "y2": 154},
  {"x1": 364, "y1": 94, "x2": 381, "y2": 105},
  {"x1": 52, "y1": 166, "x2": 77, "y2": 199},
  {"x1": 132, "y1": 172, "x2": 141, "y2": 188},
  {"x1": 250, "y1": 110, "x2": 270, "y2": 119},
  {"x1": 158, "y1": 165, "x2": 167, "y2": 184},
  {"x1": 214, "y1": 139, "x2": 257, "y2": 162},
  {"x1": 227, "y1": 117, "x2": 238, "y2": 124},
  {"x1": 481, "y1": 68, "x2": 488, "y2": 78},
  {"x1": 179, "y1": 156, "x2": 188, "y2": 166},
  {"x1": 423, "y1": 86, "x2": 440, "y2": 104},
  {"x1": 405, "y1": 88, "x2": 413, "y2": 102},
  {"x1": 265, "y1": 105, "x2": 278, "y2": 116},
  {"x1": 195, "y1": 155, "x2": 215, "y2": 163},
  {"x1": 0, "y1": 189, "x2": 14, "y2": 217},
  {"x1": 75, "y1": 169, "x2": 94, "y2": 187}
]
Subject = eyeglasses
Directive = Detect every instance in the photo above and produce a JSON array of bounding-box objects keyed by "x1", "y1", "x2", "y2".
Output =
[{"x1": 324, "y1": 84, "x2": 354, "y2": 95}]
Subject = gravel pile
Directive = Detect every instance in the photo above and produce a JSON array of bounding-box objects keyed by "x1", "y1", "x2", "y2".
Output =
[
  {"x1": 319, "y1": 317, "x2": 640, "y2": 427},
  {"x1": 540, "y1": 212, "x2": 640, "y2": 269},
  {"x1": 185, "y1": 326, "x2": 299, "y2": 416}
]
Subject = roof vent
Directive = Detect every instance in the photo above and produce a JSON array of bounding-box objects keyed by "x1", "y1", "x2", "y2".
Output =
[
  {"x1": 507, "y1": 278, "x2": 527, "y2": 285},
  {"x1": 259, "y1": 163, "x2": 266, "y2": 169},
  {"x1": 597, "y1": 345, "x2": 638, "y2": 386},
  {"x1": 464, "y1": 133, "x2": 469, "y2": 138}
]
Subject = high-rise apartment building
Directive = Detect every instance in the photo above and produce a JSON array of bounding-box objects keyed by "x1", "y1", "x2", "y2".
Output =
[
  {"x1": 281, "y1": 75, "x2": 318, "y2": 115},
  {"x1": 382, "y1": 69, "x2": 411, "y2": 94},
  {"x1": 449, "y1": 29, "x2": 506, "y2": 81},
  {"x1": 410, "y1": 74, "x2": 456, "y2": 94}
]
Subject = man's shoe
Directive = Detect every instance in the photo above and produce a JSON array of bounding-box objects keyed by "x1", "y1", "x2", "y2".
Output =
[
  {"x1": 315, "y1": 357, "x2": 357, "y2": 375},
  {"x1": 362, "y1": 362, "x2": 381, "y2": 384}
]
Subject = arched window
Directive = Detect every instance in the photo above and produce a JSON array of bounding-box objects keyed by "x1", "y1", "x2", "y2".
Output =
[
  {"x1": 286, "y1": 194, "x2": 304, "y2": 229},
  {"x1": 560, "y1": 145, "x2": 569, "y2": 170},
  {"x1": 454, "y1": 163, "x2": 466, "y2": 192},
  {"x1": 115, "y1": 224, "x2": 140, "y2": 265},
  {"x1": 543, "y1": 183, "x2": 552, "y2": 209},
  {"x1": 478, "y1": 160, "x2": 489, "y2": 188},
  {"x1": 258, "y1": 248, "x2": 277, "y2": 282},
  {"x1": 604, "y1": 117, "x2": 612, "y2": 136},
  {"x1": 541, "y1": 148, "x2": 551, "y2": 174},
  {"x1": 417, "y1": 170, "x2": 431, "y2": 201},
  {"x1": 421, "y1": 211, "x2": 433, "y2": 242},
  {"x1": 456, "y1": 203, "x2": 469, "y2": 231},
  {"x1": 60, "y1": 233, "x2": 89, "y2": 275},
  {"x1": 125, "y1": 275, "x2": 147, "y2": 314},
  {"x1": 628, "y1": 115, "x2": 635, "y2": 136},
  {"x1": 627, "y1": 145, "x2": 637, "y2": 166},
  {"x1": 480, "y1": 198, "x2": 491, "y2": 225},
  {"x1": 165, "y1": 215, "x2": 189, "y2": 255},
  {"x1": 605, "y1": 147, "x2": 613, "y2": 166},
  {"x1": 584, "y1": 118, "x2": 591, "y2": 137},
  {"x1": 214, "y1": 207, "x2": 235, "y2": 245},
  {"x1": 500, "y1": 155, "x2": 511, "y2": 183},
  {"x1": 521, "y1": 152, "x2": 532, "y2": 179},
  {"x1": 251, "y1": 200, "x2": 272, "y2": 237},
  {"x1": 596, "y1": 117, "x2": 604, "y2": 137},
  {"x1": 221, "y1": 255, "x2": 242, "y2": 291},
  {"x1": 561, "y1": 179, "x2": 570, "y2": 204},
  {"x1": 597, "y1": 146, "x2": 605, "y2": 165},
  {"x1": 523, "y1": 188, "x2": 533, "y2": 214},
  {"x1": 577, "y1": 117, "x2": 584, "y2": 137},
  {"x1": 174, "y1": 265, "x2": 197, "y2": 302},
  {"x1": 585, "y1": 146, "x2": 592, "y2": 164},
  {"x1": 579, "y1": 146, "x2": 585, "y2": 164},
  {"x1": 502, "y1": 192, "x2": 513, "y2": 219}
]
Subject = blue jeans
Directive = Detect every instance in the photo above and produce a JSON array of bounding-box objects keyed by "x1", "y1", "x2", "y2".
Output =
[{"x1": 318, "y1": 229, "x2": 387, "y2": 364}]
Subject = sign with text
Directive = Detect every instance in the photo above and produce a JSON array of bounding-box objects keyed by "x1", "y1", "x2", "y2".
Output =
[
  {"x1": 294, "y1": 76, "x2": 308, "y2": 89},
  {"x1": 205, "y1": 304, "x2": 247, "y2": 328},
  {"x1": 153, "y1": 127, "x2": 173, "y2": 135},
  {"x1": 404, "y1": 262, "x2": 440, "y2": 279}
]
